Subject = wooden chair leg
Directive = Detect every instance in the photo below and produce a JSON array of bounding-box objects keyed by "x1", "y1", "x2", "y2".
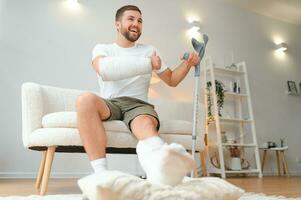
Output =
[
  {"x1": 200, "y1": 150, "x2": 207, "y2": 176},
  {"x1": 40, "y1": 146, "x2": 56, "y2": 195},
  {"x1": 35, "y1": 151, "x2": 47, "y2": 191}
]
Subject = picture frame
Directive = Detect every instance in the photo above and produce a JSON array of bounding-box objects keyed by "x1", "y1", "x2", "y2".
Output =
[{"x1": 287, "y1": 81, "x2": 298, "y2": 93}]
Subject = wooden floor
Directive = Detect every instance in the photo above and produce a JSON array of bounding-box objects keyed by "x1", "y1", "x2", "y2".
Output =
[{"x1": 0, "y1": 176, "x2": 300, "y2": 198}]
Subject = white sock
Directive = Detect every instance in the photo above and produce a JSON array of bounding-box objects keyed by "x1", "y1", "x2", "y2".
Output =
[
  {"x1": 137, "y1": 136, "x2": 195, "y2": 186},
  {"x1": 136, "y1": 136, "x2": 165, "y2": 172},
  {"x1": 90, "y1": 158, "x2": 107, "y2": 173}
]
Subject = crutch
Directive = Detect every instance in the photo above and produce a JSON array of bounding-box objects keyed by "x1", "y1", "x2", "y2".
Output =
[{"x1": 183, "y1": 34, "x2": 209, "y2": 177}]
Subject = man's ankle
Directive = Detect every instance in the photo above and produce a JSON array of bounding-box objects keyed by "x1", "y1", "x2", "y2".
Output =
[{"x1": 91, "y1": 158, "x2": 107, "y2": 173}]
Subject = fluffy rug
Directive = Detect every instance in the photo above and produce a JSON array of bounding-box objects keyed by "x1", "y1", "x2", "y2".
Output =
[
  {"x1": 0, "y1": 193, "x2": 300, "y2": 200},
  {"x1": 77, "y1": 171, "x2": 244, "y2": 200}
]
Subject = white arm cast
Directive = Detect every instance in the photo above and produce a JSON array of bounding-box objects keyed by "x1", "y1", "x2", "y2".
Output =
[{"x1": 99, "y1": 56, "x2": 152, "y2": 81}]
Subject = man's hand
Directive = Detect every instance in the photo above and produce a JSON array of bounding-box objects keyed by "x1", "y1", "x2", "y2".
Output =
[
  {"x1": 183, "y1": 52, "x2": 200, "y2": 68},
  {"x1": 151, "y1": 51, "x2": 161, "y2": 70}
]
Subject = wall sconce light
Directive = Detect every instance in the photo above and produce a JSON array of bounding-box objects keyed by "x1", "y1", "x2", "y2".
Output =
[
  {"x1": 275, "y1": 42, "x2": 288, "y2": 52},
  {"x1": 187, "y1": 20, "x2": 202, "y2": 39},
  {"x1": 189, "y1": 21, "x2": 201, "y2": 31},
  {"x1": 64, "y1": 0, "x2": 81, "y2": 12}
]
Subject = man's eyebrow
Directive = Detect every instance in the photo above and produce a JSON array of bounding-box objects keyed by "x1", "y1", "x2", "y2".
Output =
[{"x1": 127, "y1": 15, "x2": 143, "y2": 22}]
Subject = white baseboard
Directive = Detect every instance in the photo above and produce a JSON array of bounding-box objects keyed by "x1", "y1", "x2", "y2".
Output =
[
  {"x1": 0, "y1": 171, "x2": 143, "y2": 179},
  {"x1": 1, "y1": 171, "x2": 300, "y2": 179}
]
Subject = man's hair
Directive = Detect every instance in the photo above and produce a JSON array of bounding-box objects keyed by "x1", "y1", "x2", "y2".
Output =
[{"x1": 115, "y1": 5, "x2": 141, "y2": 21}]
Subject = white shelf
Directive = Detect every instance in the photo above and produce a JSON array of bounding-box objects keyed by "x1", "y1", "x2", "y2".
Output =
[
  {"x1": 220, "y1": 117, "x2": 253, "y2": 123},
  {"x1": 286, "y1": 91, "x2": 301, "y2": 96},
  {"x1": 210, "y1": 169, "x2": 260, "y2": 174},
  {"x1": 206, "y1": 67, "x2": 244, "y2": 76},
  {"x1": 224, "y1": 92, "x2": 248, "y2": 98},
  {"x1": 225, "y1": 169, "x2": 260, "y2": 174},
  {"x1": 208, "y1": 91, "x2": 248, "y2": 98},
  {"x1": 222, "y1": 143, "x2": 256, "y2": 147}
]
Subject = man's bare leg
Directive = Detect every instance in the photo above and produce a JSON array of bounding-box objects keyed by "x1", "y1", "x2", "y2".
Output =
[
  {"x1": 76, "y1": 92, "x2": 111, "y2": 172},
  {"x1": 131, "y1": 115, "x2": 195, "y2": 186}
]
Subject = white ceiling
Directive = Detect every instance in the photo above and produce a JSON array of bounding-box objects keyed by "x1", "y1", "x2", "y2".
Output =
[{"x1": 224, "y1": 0, "x2": 301, "y2": 26}]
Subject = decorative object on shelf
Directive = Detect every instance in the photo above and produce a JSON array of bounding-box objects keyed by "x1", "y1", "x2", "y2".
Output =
[
  {"x1": 262, "y1": 141, "x2": 277, "y2": 148},
  {"x1": 233, "y1": 81, "x2": 241, "y2": 93},
  {"x1": 287, "y1": 80, "x2": 298, "y2": 93},
  {"x1": 224, "y1": 51, "x2": 238, "y2": 70},
  {"x1": 228, "y1": 146, "x2": 250, "y2": 170},
  {"x1": 225, "y1": 132, "x2": 236, "y2": 144},
  {"x1": 230, "y1": 157, "x2": 242, "y2": 170},
  {"x1": 221, "y1": 131, "x2": 227, "y2": 143},
  {"x1": 262, "y1": 142, "x2": 269, "y2": 148},
  {"x1": 299, "y1": 83, "x2": 301, "y2": 92},
  {"x1": 210, "y1": 152, "x2": 221, "y2": 169},
  {"x1": 210, "y1": 149, "x2": 250, "y2": 170},
  {"x1": 206, "y1": 80, "x2": 225, "y2": 117},
  {"x1": 225, "y1": 63, "x2": 238, "y2": 70},
  {"x1": 228, "y1": 145, "x2": 241, "y2": 157},
  {"x1": 280, "y1": 138, "x2": 285, "y2": 148}
]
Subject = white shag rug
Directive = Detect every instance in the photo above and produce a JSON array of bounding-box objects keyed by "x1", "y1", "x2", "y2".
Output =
[
  {"x1": 77, "y1": 171, "x2": 244, "y2": 200},
  {"x1": 0, "y1": 193, "x2": 300, "y2": 200}
]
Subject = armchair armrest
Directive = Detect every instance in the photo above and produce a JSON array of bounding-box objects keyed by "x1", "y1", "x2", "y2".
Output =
[
  {"x1": 21, "y1": 82, "x2": 87, "y2": 147},
  {"x1": 22, "y1": 83, "x2": 43, "y2": 147}
]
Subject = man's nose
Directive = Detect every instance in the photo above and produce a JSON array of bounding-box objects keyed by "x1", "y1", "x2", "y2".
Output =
[{"x1": 132, "y1": 20, "x2": 139, "y2": 26}]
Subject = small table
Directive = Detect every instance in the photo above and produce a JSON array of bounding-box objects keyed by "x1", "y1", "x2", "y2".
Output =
[{"x1": 260, "y1": 146, "x2": 290, "y2": 176}]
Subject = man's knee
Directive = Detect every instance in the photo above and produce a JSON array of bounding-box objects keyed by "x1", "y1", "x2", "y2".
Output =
[
  {"x1": 76, "y1": 92, "x2": 98, "y2": 110},
  {"x1": 76, "y1": 93, "x2": 110, "y2": 119},
  {"x1": 131, "y1": 115, "x2": 158, "y2": 131}
]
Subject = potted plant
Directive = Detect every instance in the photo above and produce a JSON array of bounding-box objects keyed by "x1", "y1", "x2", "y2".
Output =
[{"x1": 206, "y1": 80, "x2": 225, "y2": 119}]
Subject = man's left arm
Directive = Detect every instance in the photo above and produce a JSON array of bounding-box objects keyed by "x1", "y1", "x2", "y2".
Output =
[{"x1": 157, "y1": 52, "x2": 200, "y2": 87}]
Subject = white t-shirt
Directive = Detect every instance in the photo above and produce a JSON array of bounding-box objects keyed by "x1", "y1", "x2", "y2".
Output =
[{"x1": 92, "y1": 43, "x2": 168, "y2": 102}]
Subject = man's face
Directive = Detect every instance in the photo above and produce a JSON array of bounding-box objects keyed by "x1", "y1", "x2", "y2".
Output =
[{"x1": 116, "y1": 10, "x2": 142, "y2": 42}]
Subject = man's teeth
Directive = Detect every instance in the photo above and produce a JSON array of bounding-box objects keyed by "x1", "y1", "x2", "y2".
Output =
[{"x1": 130, "y1": 29, "x2": 138, "y2": 33}]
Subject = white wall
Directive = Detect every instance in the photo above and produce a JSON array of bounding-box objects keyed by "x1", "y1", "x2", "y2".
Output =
[{"x1": 0, "y1": 0, "x2": 301, "y2": 177}]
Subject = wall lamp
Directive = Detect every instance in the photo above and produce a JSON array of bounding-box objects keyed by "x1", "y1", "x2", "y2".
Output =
[
  {"x1": 189, "y1": 20, "x2": 201, "y2": 31},
  {"x1": 275, "y1": 42, "x2": 288, "y2": 52},
  {"x1": 187, "y1": 20, "x2": 202, "y2": 39}
]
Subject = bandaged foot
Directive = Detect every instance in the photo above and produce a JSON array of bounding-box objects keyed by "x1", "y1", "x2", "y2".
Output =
[{"x1": 137, "y1": 137, "x2": 196, "y2": 186}]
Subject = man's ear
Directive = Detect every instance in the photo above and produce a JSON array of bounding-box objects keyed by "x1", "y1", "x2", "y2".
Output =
[{"x1": 115, "y1": 21, "x2": 120, "y2": 32}]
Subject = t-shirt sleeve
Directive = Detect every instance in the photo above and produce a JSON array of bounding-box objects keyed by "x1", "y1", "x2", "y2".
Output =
[
  {"x1": 151, "y1": 46, "x2": 168, "y2": 74},
  {"x1": 92, "y1": 44, "x2": 108, "y2": 61}
]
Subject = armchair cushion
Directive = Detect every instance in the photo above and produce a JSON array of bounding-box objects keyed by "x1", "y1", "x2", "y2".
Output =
[{"x1": 42, "y1": 112, "x2": 193, "y2": 135}]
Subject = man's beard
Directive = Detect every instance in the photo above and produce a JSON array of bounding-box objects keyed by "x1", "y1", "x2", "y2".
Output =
[{"x1": 120, "y1": 26, "x2": 141, "y2": 42}]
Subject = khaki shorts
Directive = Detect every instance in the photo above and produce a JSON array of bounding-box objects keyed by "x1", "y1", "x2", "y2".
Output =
[{"x1": 103, "y1": 96, "x2": 160, "y2": 132}]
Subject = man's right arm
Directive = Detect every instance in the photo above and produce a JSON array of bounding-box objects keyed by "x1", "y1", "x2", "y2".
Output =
[{"x1": 91, "y1": 54, "x2": 160, "y2": 81}]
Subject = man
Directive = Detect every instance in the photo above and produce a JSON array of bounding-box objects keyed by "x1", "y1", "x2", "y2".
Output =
[{"x1": 76, "y1": 5, "x2": 200, "y2": 186}]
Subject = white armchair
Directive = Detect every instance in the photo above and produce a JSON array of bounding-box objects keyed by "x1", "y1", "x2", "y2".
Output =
[{"x1": 21, "y1": 82, "x2": 206, "y2": 195}]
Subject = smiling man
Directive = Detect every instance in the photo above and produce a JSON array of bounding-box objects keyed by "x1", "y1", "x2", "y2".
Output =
[{"x1": 76, "y1": 5, "x2": 200, "y2": 186}]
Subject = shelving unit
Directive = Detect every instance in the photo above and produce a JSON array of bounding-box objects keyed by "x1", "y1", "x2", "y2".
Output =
[{"x1": 203, "y1": 57, "x2": 262, "y2": 178}]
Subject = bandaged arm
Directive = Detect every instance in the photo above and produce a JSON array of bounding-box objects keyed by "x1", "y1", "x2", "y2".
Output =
[{"x1": 97, "y1": 56, "x2": 152, "y2": 81}]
